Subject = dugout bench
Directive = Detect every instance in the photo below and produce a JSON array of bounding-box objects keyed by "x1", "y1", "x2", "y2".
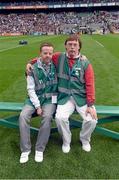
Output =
[{"x1": 0, "y1": 102, "x2": 119, "y2": 140}]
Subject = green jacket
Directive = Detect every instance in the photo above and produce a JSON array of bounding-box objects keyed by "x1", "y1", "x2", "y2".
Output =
[
  {"x1": 57, "y1": 53, "x2": 90, "y2": 106},
  {"x1": 26, "y1": 59, "x2": 58, "y2": 107}
]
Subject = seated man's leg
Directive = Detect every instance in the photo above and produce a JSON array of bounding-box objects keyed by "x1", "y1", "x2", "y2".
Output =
[
  {"x1": 55, "y1": 100, "x2": 75, "y2": 153},
  {"x1": 76, "y1": 104, "x2": 97, "y2": 152},
  {"x1": 35, "y1": 104, "x2": 56, "y2": 162},
  {"x1": 19, "y1": 104, "x2": 35, "y2": 163}
]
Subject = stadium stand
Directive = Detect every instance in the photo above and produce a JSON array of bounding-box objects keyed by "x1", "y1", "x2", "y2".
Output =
[
  {"x1": 0, "y1": 0, "x2": 119, "y2": 35},
  {"x1": 0, "y1": 0, "x2": 119, "y2": 6},
  {"x1": 0, "y1": 11, "x2": 119, "y2": 35}
]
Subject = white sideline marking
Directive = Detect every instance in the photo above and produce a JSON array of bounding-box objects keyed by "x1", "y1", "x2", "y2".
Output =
[
  {"x1": 95, "y1": 40, "x2": 104, "y2": 47},
  {"x1": 0, "y1": 45, "x2": 21, "y2": 52}
]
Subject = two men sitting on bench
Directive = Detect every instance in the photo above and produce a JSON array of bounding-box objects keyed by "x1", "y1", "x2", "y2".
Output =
[{"x1": 19, "y1": 35, "x2": 97, "y2": 163}]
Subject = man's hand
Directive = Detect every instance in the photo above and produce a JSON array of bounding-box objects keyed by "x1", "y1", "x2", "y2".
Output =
[
  {"x1": 36, "y1": 107, "x2": 42, "y2": 116},
  {"x1": 26, "y1": 63, "x2": 33, "y2": 74},
  {"x1": 86, "y1": 106, "x2": 97, "y2": 120}
]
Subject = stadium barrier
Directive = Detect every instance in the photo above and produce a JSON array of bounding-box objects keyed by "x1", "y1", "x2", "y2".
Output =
[
  {"x1": 0, "y1": 33, "x2": 23, "y2": 36},
  {"x1": 0, "y1": 102, "x2": 119, "y2": 140}
]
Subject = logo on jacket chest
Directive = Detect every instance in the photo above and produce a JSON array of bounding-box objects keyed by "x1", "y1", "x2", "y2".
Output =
[{"x1": 72, "y1": 67, "x2": 81, "y2": 77}]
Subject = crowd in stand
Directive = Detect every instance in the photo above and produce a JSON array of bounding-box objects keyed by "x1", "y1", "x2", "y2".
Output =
[
  {"x1": 0, "y1": 11, "x2": 119, "y2": 35},
  {"x1": 0, "y1": 0, "x2": 119, "y2": 6}
]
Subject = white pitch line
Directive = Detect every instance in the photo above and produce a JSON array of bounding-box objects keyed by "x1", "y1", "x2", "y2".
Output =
[
  {"x1": 95, "y1": 40, "x2": 104, "y2": 47},
  {"x1": 0, "y1": 45, "x2": 21, "y2": 53}
]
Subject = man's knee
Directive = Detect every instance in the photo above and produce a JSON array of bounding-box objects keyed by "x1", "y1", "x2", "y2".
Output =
[
  {"x1": 85, "y1": 119, "x2": 97, "y2": 129},
  {"x1": 19, "y1": 110, "x2": 32, "y2": 125},
  {"x1": 90, "y1": 119, "x2": 97, "y2": 128},
  {"x1": 41, "y1": 110, "x2": 54, "y2": 127},
  {"x1": 55, "y1": 113, "x2": 69, "y2": 124},
  {"x1": 41, "y1": 118, "x2": 51, "y2": 129},
  {"x1": 42, "y1": 112, "x2": 54, "y2": 120}
]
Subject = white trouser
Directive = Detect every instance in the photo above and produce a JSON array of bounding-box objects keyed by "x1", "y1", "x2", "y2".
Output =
[{"x1": 55, "y1": 97, "x2": 97, "y2": 145}]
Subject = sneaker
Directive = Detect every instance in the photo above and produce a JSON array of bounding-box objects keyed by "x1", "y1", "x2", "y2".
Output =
[
  {"x1": 82, "y1": 143, "x2": 91, "y2": 152},
  {"x1": 62, "y1": 144, "x2": 70, "y2": 153},
  {"x1": 35, "y1": 151, "x2": 43, "y2": 162},
  {"x1": 20, "y1": 151, "x2": 30, "y2": 164}
]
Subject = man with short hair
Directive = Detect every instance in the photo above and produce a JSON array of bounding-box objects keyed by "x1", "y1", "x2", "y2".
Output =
[
  {"x1": 19, "y1": 42, "x2": 57, "y2": 163},
  {"x1": 55, "y1": 36, "x2": 97, "y2": 153}
]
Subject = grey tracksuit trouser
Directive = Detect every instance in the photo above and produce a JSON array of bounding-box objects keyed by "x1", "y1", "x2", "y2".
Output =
[{"x1": 19, "y1": 104, "x2": 56, "y2": 152}]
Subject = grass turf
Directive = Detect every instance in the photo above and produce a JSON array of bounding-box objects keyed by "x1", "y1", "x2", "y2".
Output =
[{"x1": 0, "y1": 34, "x2": 119, "y2": 179}]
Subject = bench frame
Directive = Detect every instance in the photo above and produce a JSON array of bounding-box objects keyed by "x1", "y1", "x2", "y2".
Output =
[{"x1": 0, "y1": 102, "x2": 119, "y2": 140}]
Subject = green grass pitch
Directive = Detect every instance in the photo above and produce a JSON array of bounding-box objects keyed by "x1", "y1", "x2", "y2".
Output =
[{"x1": 0, "y1": 34, "x2": 119, "y2": 179}]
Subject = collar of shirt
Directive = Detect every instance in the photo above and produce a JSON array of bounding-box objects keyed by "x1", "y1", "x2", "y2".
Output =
[
  {"x1": 37, "y1": 58, "x2": 51, "y2": 68},
  {"x1": 37, "y1": 58, "x2": 51, "y2": 74},
  {"x1": 65, "y1": 53, "x2": 81, "y2": 69},
  {"x1": 66, "y1": 53, "x2": 81, "y2": 59}
]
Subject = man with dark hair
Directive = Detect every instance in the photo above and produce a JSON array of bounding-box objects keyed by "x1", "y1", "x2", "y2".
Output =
[
  {"x1": 19, "y1": 43, "x2": 57, "y2": 163},
  {"x1": 55, "y1": 35, "x2": 97, "y2": 153},
  {"x1": 27, "y1": 35, "x2": 97, "y2": 154}
]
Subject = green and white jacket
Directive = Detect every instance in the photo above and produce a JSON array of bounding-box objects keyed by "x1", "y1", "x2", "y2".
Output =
[
  {"x1": 57, "y1": 53, "x2": 90, "y2": 107},
  {"x1": 26, "y1": 58, "x2": 58, "y2": 108}
]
